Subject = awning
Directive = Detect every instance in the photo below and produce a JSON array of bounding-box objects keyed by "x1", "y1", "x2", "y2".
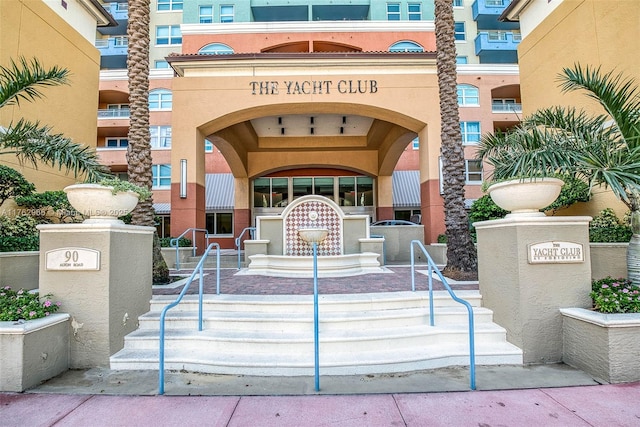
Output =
[
  {"x1": 153, "y1": 203, "x2": 171, "y2": 215},
  {"x1": 392, "y1": 170, "x2": 421, "y2": 208},
  {"x1": 205, "y1": 173, "x2": 235, "y2": 210}
]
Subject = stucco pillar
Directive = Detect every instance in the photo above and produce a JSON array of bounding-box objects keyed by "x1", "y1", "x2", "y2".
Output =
[
  {"x1": 234, "y1": 176, "x2": 251, "y2": 239},
  {"x1": 418, "y1": 126, "x2": 444, "y2": 243},
  {"x1": 376, "y1": 175, "x2": 393, "y2": 221},
  {"x1": 37, "y1": 223, "x2": 154, "y2": 368},
  {"x1": 171, "y1": 129, "x2": 206, "y2": 251},
  {"x1": 475, "y1": 216, "x2": 592, "y2": 364}
]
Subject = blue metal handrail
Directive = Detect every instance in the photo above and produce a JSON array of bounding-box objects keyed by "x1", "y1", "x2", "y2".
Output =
[
  {"x1": 235, "y1": 227, "x2": 256, "y2": 269},
  {"x1": 409, "y1": 239, "x2": 476, "y2": 390},
  {"x1": 158, "y1": 242, "x2": 220, "y2": 395},
  {"x1": 170, "y1": 228, "x2": 210, "y2": 270}
]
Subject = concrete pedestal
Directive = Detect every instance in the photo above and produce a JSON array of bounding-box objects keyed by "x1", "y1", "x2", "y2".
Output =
[
  {"x1": 37, "y1": 223, "x2": 154, "y2": 368},
  {"x1": 475, "y1": 216, "x2": 592, "y2": 364}
]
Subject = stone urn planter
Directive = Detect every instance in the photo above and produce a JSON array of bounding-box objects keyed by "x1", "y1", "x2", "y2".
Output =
[
  {"x1": 64, "y1": 183, "x2": 140, "y2": 224},
  {"x1": 0, "y1": 313, "x2": 70, "y2": 391},
  {"x1": 560, "y1": 307, "x2": 640, "y2": 383},
  {"x1": 488, "y1": 177, "x2": 564, "y2": 217}
]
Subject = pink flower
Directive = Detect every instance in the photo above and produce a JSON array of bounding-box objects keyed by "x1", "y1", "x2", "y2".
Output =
[
  {"x1": 44, "y1": 300, "x2": 52, "y2": 307},
  {"x1": 29, "y1": 311, "x2": 36, "y2": 317},
  {"x1": 602, "y1": 284, "x2": 609, "y2": 289},
  {"x1": 623, "y1": 289, "x2": 630, "y2": 294},
  {"x1": 17, "y1": 289, "x2": 24, "y2": 295}
]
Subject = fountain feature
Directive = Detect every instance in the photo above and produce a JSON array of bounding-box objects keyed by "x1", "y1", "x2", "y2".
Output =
[{"x1": 242, "y1": 195, "x2": 385, "y2": 277}]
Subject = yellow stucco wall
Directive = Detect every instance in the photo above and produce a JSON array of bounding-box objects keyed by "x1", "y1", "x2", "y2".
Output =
[
  {"x1": 0, "y1": 0, "x2": 101, "y2": 196},
  {"x1": 517, "y1": 0, "x2": 640, "y2": 219}
]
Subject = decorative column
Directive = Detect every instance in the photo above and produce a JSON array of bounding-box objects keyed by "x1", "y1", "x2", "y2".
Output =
[
  {"x1": 38, "y1": 223, "x2": 154, "y2": 368},
  {"x1": 475, "y1": 215, "x2": 592, "y2": 364}
]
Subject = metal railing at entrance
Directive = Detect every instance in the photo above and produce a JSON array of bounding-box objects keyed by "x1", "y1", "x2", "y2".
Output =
[
  {"x1": 410, "y1": 239, "x2": 476, "y2": 390},
  {"x1": 159, "y1": 242, "x2": 220, "y2": 395},
  {"x1": 235, "y1": 227, "x2": 256, "y2": 269},
  {"x1": 170, "y1": 228, "x2": 211, "y2": 271}
]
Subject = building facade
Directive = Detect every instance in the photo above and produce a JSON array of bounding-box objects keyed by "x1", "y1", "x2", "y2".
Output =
[{"x1": 95, "y1": 0, "x2": 521, "y2": 247}]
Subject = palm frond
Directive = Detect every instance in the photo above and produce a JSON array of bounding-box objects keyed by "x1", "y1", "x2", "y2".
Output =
[
  {"x1": 0, "y1": 119, "x2": 110, "y2": 182},
  {"x1": 0, "y1": 57, "x2": 70, "y2": 109}
]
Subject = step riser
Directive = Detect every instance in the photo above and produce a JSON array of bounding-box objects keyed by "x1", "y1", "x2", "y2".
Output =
[
  {"x1": 122, "y1": 330, "x2": 507, "y2": 353},
  {"x1": 137, "y1": 312, "x2": 494, "y2": 332},
  {"x1": 148, "y1": 299, "x2": 483, "y2": 314}
]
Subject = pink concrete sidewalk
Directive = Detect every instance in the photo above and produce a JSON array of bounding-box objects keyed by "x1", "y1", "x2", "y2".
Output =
[{"x1": 3, "y1": 382, "x2": 640, "y2": 427}]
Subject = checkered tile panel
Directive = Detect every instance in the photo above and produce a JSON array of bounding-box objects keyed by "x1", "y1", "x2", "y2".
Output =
[{"x1": 284, "y1": 200, "x2": 342, "y2": 256}]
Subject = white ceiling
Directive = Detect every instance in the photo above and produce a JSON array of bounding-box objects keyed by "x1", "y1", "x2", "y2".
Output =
[{"x1": 251, "y1": 114, "x2": 374, "y2": 137}]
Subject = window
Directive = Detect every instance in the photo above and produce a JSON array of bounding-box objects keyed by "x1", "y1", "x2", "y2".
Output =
[
  {"x1": 105, "y1": 137, "x2": 128, "y2": 148},
  {"x1": 254, "y1": 178, "x2": 288, "y2": 208},
  {"x1": 453, "y1": 0, "x2": 463, "y2": 6},
  {"x1": 456, "y1": 56, "x2": 468, "y2": 64},
  {"x1": 154, "y1": 60, "x2": 169, "y2": 69},
  {"x1": 198, "y1": 43, "x2": 234, "y2": 55},
  {"x1": 465, "y1": 160, "x2": 483, "y2": 184},
  {"x1": 389, "y1": 41, "x2": 424, "y2": 52},
  {"x1": 408, "y1": 3, "x2": 421, "y2": 20},
  {"x1": 149, "y1": 89, "x2": 172, "y2": 110},
  {"x1": 485, "y1": 0, "x2": 505, "y2": 6},
  {"x1": 157, "y1": 0, "x2": 183, "y2": 11},
  {"x1": 338, "y1": 176, "x2": 373, "y2": 206},
  {"x1": 155, "y1": 215, "x2": 170, "y2": 239},
  {"x1": 206, "y1": 212, "x2": 233, "y2": 235},
  {"x1": 457, "y1": 84, "x2": 479, "y2": 106},
  {"x1": 199, "y1": 5, "x2": 213, "y2": 23},
  {"x1": 220, "y1": 5, "x2": 234, "y2": 22},
  {"x1": 412, "y1": 137, "x2": 420, "y2": 150},
  {"x1": 454, "y1": 22, "x2": 466, "y2": 41},
  {"x1": 150, "y1": 126, "x2": 171, "y2": 148},
  {"x1": 387, "y1": 3, "x2": 400, "y2": 20},
  {"x1": 205, "y1": 139, "x2": 214, "y2": 153},
  {"x1": 113, "y1": 36, "x2": 128, "y2": 47},
  {"x1": 460, "y1": 121, "x2": 481, "y2": 144},
  {"x1": 492, "y1": 98, "x2": 519, "y2": 112},
  {"x1": 156, "y1": 25, "x2": 181, "y2": 45},
  {"x1": 152, "y1": 164, "x2": 171, "y2": 189}
]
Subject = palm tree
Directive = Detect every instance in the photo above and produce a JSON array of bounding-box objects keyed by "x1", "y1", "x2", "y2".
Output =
[
  {"x1": 127, "y1": 0, "x2": 169, "y2": 283},
  {"x1": 434, "y1": 0, "x2": 478, "y2": 278},
  {"x1": 478, "y1": 64, "x2": 640, "y2": 283},
  {"x1": 0, "y1": 57, "x2": 108, "y2": 181}
]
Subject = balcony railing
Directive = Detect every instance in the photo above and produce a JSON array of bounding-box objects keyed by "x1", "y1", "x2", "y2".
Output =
[
  {"x1": 491, "y1": 103, "x2": 522, "y2": 113},
  {"x1": 95, "y1": 37, "x2": 128, "y2": 56},
  {"x1": 98, "y1": 109, "x2": 130, "y2": 119},
  {"x1": 107, "y1": 2, "x2": 128, "y2": 20}
]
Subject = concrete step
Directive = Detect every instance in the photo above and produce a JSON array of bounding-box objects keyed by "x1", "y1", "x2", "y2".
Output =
[
  {"x1": 148, "y1": 291, "x2": 484, "y2": 314},
  {"x1": 111, "y1": 290, "x2": 523, "y2": 376}
]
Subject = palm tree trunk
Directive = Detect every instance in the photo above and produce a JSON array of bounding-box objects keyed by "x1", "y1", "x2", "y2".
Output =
[
  {"x1": 434, "y1": 0, "x2": 477, "y2": 276},
  {"x1": 127, "y1": 0, "x2": 169, "y2": 283}
]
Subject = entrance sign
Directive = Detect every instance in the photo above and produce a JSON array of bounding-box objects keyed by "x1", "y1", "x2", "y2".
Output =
[
  {"x1": 45, "y1": 247, "x2": 101, "y2": 271},
  {"x1": 527, "y1": 241, "x2": 584, "y2": 264},
  {"x1": 250, "y1": 79, "x2": 378, "y2": 95}
]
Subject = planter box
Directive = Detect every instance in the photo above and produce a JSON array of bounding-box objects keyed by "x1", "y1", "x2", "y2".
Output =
[
  {"x1": 0, "y1": 313, "x2": 70, "y2": 392},
  {"x1": 561, "y1": 308, "x2": 640, "y2": 383},
  {"x1": 160, "y1": 247, "x2": 193, "y2": 269}
]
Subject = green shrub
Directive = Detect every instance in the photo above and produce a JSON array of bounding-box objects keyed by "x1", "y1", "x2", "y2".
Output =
[
  {"x1": 160, "y1": 237, "x2": 192, "y2": 247},
  {"x1": 469, "y1": 195, "x2": 509, "y2": 225},
  {"x1": 437, "y1": 234, "x2": 447, "y2": 244},
  {"x1": 589, "y1": 208, "x2": 632, "y2": 243},
  {"x1": 0, "y1": 235, "x2": 39, "y2": 252},
  {"x1": 0, "y1": 286, "x2": 61, "y2": 321}
]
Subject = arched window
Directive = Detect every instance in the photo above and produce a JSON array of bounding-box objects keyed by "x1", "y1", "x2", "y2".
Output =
[
  {"x1": 389, "y1": 41, "x2": 424, "y2": 52},
  {"x1": 198, "y1": 43, "x2": 234, "y2": 55},
  {"x1": 149, "y1": 89, "x2": 172, "y2": 110},
  {"x1": 457, "y1": 84, "x2": 479, "y2": 106}
]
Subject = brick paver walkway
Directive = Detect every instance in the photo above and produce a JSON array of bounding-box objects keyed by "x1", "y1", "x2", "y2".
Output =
[{"x1": 153, "y1": 266, "x2": 479, "y2": 296}]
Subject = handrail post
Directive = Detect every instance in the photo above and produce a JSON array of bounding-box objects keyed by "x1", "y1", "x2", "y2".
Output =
[{"x1": 409, "y1": 239, "x2": 476, "y2": 391}]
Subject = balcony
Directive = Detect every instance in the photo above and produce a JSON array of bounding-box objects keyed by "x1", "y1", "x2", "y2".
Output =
[
  {"x1": 98, "y1": 108, "x2": 130, "y2": 119},
  {"x1": 474, "y1": 32, "x2": 520, "y2": 64},
  {"x1": 98, "y1": 2, "x2": 128, "y2": 36},
  {"x1": 96, "y1": 37, "x2": 128, "y2": 69},
  {"x1": 491, "y1": 102, "x2": 522, "y2": 114},
  {"x1": 472, "y1": 0, "x2": 520, "y2": 30}
]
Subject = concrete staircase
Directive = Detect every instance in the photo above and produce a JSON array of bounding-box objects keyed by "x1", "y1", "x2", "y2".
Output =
[{"x1": 110, "y1": 290, "x2": 523, "y2": 376}]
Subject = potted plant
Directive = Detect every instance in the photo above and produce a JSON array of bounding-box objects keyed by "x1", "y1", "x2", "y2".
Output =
[
  {"x1": 478, "y1": 64, "x2": 640, "y2": 282},
  {"x1": 64, "y1": 177, "x2": 151, "y2": 224},
  {"x1": 0, "y1": 286, "x2": 69, "y2": 392},
  {"x1": 560, "y1": 277, "x2": 640, "y2": 383}
]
